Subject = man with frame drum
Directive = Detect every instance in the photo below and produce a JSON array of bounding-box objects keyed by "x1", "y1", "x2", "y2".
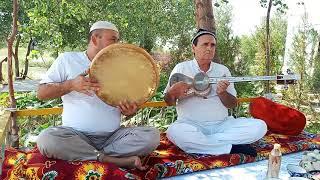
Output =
[
  {"x1": 36, "y1": 21, "x2": 160, "y2": 170},
  {"x1": 164, "y1": 29, "x2": 267, "y2": 156}
]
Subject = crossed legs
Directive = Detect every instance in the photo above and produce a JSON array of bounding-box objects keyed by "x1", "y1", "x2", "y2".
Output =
[
  {"x1": 166, "y1": 117, "x2": 267, "y2": 155},
  {"x1": 37, "y1": 126, "x2": 160, "y2": 170}
]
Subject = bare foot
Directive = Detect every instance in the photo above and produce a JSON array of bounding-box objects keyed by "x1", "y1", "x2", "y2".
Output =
[
  {"x1": 101, "y1": 155, "x2": 148, "y2": 170},
  {"x1": 128, "y1": 156, "x2": 148, "y2": 170}
]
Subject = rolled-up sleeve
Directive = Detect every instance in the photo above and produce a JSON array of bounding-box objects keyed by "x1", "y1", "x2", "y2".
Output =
[
  {"x1": 40, "y1": 54, "x2": 66, "y2": 84},
  {"x1": 163, "y1": 65, "x2": 181, "y2": 94}
]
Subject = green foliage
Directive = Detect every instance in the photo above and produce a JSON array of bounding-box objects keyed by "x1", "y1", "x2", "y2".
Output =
[
  {"x1": 15, "y1": 91, "x2": 62, "y2": 109},
  {"x1": 237, "y1": 36, "x2": 260, "y2": 97},
  {"x1": 19, "y1": 0, "x2": 195, "y2": 54},
  {"x1": 19, "y1": 115, "x2": 61, "y2": 148},
  {"x1": 0, "y1": 92, "x2": 62, "y2": 148},
  {"x1": 0, "y1": 0, "x2": 30, "y2": 47},
  {"x1": 309, "y1": 29, "x2": 320, "y2": 92},
  {"x1": 215, "y1": 3, "x2": 258, "y2": 98},
  {"x1": 238, "y1": 13, "x2": 287, "y2": 95},
  {"x1": 259, "y1": 0, "x2": 288, "y2": 13},
  {"x1": 250, "y1": 13, "x2": 287, "y2": 77},
  {"x1": 0, "y1": 92, "x2": 10, "y2": 107},
  {"x1": 126, "y1": 90, "x2": 177, "y2": 131},
  {"x1": 0, "y1": 1, "x2": 11, "y2": 47},
  {"x1": 306, "y1": 123, "x2": 320, "y2": 134},
  {"x1": 0, "y1": 91, "x2": 62, "y2": 108},
  {"x1": 215, "y1": 4, "x2": 238, "y2": 71},
  {"x1": 282, "y1": 28, "x2": 312, "y2": 110},
  {"x1": 167, "y1": 32, "x2": 194, "y2": 75},
  {"x1": 280, "y1": 12, "x2": 320, "y2": 128},
  {"x1": 312, "y1": 56, "x2": 320, "y2": 91},
  {"x1": 158, "y1": 72, "x2": 169, "y2": 93}
]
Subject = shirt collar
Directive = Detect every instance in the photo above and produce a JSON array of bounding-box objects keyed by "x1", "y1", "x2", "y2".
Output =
[
  {"x1": 192, "y1": 58, "x2": 214, "y2": 73},
  {"x1": 83, "y1": 51, "x2": 91, "y2": 64}
]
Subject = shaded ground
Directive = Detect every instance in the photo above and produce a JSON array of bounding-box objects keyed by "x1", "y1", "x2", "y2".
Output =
[
  {"x1": 0, "y1": 79, "x2": 40, "y2": 92},
  {"x1": 0, "y1": 47, "x2": 51, "y2": 92},
  {"x1": 0, "y1": 66, "x2": 46, "y2": 92}
]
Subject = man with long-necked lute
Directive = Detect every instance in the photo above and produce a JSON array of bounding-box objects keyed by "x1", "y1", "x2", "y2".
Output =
[{"x1": 164, "y1": 29, "x2": 267, "y2": 156}]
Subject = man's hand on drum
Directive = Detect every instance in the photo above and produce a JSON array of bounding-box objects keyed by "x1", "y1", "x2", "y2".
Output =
[
  {"x1": 168, "y1": 82, "x2": 191, "y2": 100},
  {"x1": 118, "y1": 101, "x2": 139, "y2": 117},
  {"x1": 71, "y1": 70, "x2": 100, "y2": 96}
]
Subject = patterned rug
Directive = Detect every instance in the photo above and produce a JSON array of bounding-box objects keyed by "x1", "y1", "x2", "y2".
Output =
[{"x1": 2, "y1": 132, "x2": 320, "y2": 180}]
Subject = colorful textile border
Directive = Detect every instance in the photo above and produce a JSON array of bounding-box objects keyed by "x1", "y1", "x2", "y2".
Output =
[{"x1": 2, "y1": 132, "x2": 320, "y2": 179}]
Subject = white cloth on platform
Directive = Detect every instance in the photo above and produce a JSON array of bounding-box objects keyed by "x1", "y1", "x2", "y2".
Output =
[{"x1": 164, "y1": 59, "x2": 267, "y2": 155}]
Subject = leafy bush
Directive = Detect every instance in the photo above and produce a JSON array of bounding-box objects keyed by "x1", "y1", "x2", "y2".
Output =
[
  {"x1": 0, "y1": 92, "x2": 62, "y2": 148},
  {"x1": 15, "y1": 91, "x2": 62, "y2": 109},
  {"x1": 0, "y1": 91, "x2": 62, "y2": 109}
]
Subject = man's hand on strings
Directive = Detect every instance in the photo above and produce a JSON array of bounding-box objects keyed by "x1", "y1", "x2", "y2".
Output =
[{"x1": 216, "y1": 80, "x2": 230, "y2": 95}]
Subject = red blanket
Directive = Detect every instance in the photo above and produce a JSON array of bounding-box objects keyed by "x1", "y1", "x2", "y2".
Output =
[{"x1": 2, "y1": 132, "x2": 320, "y2": 179}]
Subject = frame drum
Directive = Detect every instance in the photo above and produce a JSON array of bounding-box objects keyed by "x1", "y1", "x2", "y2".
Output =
[{"x1": 90, "y1": 43, "x2": 159, "y2": 107}]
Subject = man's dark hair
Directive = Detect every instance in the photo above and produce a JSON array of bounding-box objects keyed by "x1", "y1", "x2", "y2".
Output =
[
  {"x1": 192, "y1": 28, "x2": 216, "y2": 46},
  {"x1": 87, "y1": 31, "x2": 94, "y2": 43}
]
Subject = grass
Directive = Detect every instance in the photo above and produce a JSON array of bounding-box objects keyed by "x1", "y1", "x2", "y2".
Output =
[{"x1": 305, "y1": 122, "x2": 320, "y2": 134}]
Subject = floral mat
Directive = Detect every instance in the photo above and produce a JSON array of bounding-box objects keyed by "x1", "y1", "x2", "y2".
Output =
[{"x1": 2, "y1": 131, "x2": 320, "y2": 180}]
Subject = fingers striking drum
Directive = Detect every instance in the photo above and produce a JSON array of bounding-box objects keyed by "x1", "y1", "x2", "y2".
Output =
[{"x1": 90, "y1": 43, "x2": 159, "y2": 107}]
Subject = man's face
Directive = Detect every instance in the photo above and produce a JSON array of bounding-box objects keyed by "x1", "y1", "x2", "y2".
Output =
[
  {"x1": 95, "y1": 29, "x2": 119, "y2": 51},
  {"x1": 192, "y1": 34, "x2": 216, "y2": 63}
]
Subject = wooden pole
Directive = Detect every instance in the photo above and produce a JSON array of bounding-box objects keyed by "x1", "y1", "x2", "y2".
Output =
[
  {"x1": 265, "y1": 0, "x2": 272, "y2": 94},
  {"x1": 22, "y1": 38, "x2": 33, "y2": 79},
  {"x1": 0, "y1": 58, "x2": 7, "y2": 82},
  {"x1": 6, "y1": 0, "x2": 19, "y2": 148}
]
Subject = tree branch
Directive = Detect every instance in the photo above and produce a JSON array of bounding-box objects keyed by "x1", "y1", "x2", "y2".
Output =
[
  {"x1": 6, "y1": 0, "x2": 19, "y2": 148},
  {"x1": 265, "y1": 0, "x2": 272, "y2": 94}
]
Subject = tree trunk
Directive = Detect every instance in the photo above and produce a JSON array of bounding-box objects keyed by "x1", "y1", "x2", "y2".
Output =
[
  {"x1": 318, "y1": 37, "x2": 320, "y2": 58},
  {"x1": 193, "y1": 0, "x2": 215, "y2": 32},
  {"x1": 0, "y1": 58, "x2": 8, "y2": 82},
  {"x1": 14, "y1": 34, "x2": 20, "y2": 78},
  {"x1": 7, "y1": 0, "x2": 19, "y2": 148},
  {"x1": 265, "y1": 0, "x2": 272, "y2": 94},
  {"x1": 140, "y1": 30, "x2": 153, "y2": 53},
  {"x1": 193, "y1": 0, "x2": 221, "y2": 63},
  {"x1": 22, "y1": 38, "x2": 33, "y2": 79}
]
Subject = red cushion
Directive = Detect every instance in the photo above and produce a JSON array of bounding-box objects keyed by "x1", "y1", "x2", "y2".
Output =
[{"x1": 249, "y1": 97, "x2": 306, "y2": 135}]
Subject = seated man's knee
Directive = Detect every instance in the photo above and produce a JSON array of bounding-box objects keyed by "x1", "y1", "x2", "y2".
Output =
[
  {"x1": 145, "y1": 127, "x2": 160, "y2": 150},
  {"x1": 252, "y1": 119, "x2": 268, "y2": 138},
  {"x1": 166, "y1": 124, "x2": 179, "y2": 142},
  {"x1": 134, "y1": 127, "x2": 160, "y2": 156},
  {"x1": 166, "y1": 127, "x2": 196, "y2": 153},
  {"x1": 37, "y1": 128, "x2": 63, "y2": 158},
  {"x1": 166, "y1": 123, "x2": 197, "y2": 148}
]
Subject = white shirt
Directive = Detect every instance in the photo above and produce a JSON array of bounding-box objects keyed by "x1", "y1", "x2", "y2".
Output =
[
  {"x1": 40, "y1": 52, "x2": 120, "y2": 133},
  {"x1": 164, "y1": 59, "x2": 237, "y2": 123}
]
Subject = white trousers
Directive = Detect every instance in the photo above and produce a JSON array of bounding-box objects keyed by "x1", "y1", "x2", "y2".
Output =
[{"x1": 166, "y1": 117, "x2": 267, "y2": 155}]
